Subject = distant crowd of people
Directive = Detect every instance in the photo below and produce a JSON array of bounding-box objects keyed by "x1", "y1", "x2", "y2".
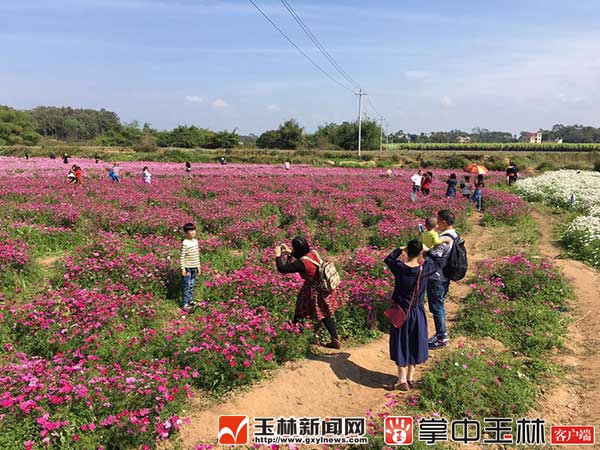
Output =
[
  {"x1": 53, "y1": 156, "x2": 296, "y2": 185},
  {"x1": 410, "y1": 169, "x2": 487, "y2": 212}
]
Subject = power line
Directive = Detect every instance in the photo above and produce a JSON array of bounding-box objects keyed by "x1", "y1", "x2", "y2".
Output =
[
  {"x1": 279, "y1": 0, "x2": 387, "y2": 123},
  {"x1": 366, "y1": 96, "x2": 382, "y2": 119},
  {"x1": 247, "y1": 0, "x2": 354, "y2": 93},
  {"x1": 279, "y1": 0, "x2": 361, "y2": 90},
  {"x1": 247, "y1": 0, "x2": 390, "y2": 140}
]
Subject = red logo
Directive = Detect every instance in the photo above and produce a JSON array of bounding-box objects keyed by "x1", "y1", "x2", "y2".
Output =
[
  {"x1": 551, "y1": 426, "x2": 595, "y2": 445},
  {"x1": 384, "y1": 416, "x2": 413, "y2": 445},
  {"x1": 218, "y1": 415, "x2": 249, "y2": 445}
]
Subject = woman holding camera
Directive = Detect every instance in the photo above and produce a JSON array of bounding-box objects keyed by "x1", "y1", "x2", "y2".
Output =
[
  {"x1": 384, "y1": 240, "x2": 443, "y2": 390},
  {"x1": 275, "y1": 237, "x2": 342, "y2": 349}
]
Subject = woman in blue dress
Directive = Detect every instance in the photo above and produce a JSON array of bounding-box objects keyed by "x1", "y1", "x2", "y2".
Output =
[{"x1": 384, "y1": 240, "x2": 444, "y2": 391}]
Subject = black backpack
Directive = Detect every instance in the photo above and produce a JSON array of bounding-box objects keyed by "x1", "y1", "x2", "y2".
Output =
[{"x1": 443, "y1": 234, "x2": 468, "y2": 281}]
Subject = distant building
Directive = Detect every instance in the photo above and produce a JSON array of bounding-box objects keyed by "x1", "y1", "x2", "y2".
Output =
[
  {"x1": 522, "y1": 132, "x2": 543, "y2": 144},
  {"x1": 457, "y1": 136, "x2": 471, "y2": 144}
]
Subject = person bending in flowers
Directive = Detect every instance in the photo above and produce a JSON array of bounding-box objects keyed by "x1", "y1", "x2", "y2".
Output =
[{"x1": 275, "y1": 237, "x2": 343, "y2": 349}]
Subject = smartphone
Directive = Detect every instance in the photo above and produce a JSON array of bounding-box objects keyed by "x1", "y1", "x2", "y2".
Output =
[{"x1": 418, "y1": 224, "x2": 425, "y2": 233}]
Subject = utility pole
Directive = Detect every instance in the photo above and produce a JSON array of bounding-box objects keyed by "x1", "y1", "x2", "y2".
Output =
[
  {"x1": 379, "y1": 116, "x2": 385, "y2": 152},
  {"x1": 355, "y1": 89, "x2": 366, "y2": 157}
]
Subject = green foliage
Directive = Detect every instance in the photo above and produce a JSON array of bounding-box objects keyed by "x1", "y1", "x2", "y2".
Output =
[
  {"x1": 31, "y1": 106, "x2": 120, "y2": 141},
  {"x1": 440, "y1": 153, "x2": 468, "y2": 169},
  {"x1": 313, "y1": 118, "x2": 383, "y2": 151},
  {"x1": 257, "y1": 119, "x2": 304, "y2": 149},
  {"x1": 0, "y1": 105, "x2": 41, "y2": 146},
  {"x1": 208, "y1": 130, "x2": 240, "y2": 149},
  {"x1": 455, "y1": 256, "x2": 570, "y2": 358},
  {"x1": 416, "y1": 345, "x2": 536, "y2": 419},
  {"x1": 540, "y1": 123, "x2": 600, "y2": 143},
  {"x1": 97, "y1": 121, "x2": 142, "y2": 147},
  {"x1": 536, "y1": 160, "x2": 556, "y2": 172}
]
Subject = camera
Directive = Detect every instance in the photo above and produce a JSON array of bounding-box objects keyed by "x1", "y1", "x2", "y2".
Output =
[{"x1": 418, "y1": 224, "x2": 425, "y2": 233}]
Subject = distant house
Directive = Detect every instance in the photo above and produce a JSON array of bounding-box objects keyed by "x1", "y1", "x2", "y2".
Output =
[
  {"x1": 457, "y1": 136, "x2": 471, "y2": 144},
  {"x1": 522, "y1": 132, "x2": 543, "y2": 144}
]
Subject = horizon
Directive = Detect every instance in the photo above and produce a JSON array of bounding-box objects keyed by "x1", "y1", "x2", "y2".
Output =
[{"x1": 1, "y1": 0, "x2": 599, "y2": 135}]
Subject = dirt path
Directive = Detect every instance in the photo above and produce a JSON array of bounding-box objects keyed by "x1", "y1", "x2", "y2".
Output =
[
  {"x1": 177, "y1": 215, "x2": 497, "y2": 448},
  {"x1": 529, "y1": 209, "x2": 600, "y2": 445}
]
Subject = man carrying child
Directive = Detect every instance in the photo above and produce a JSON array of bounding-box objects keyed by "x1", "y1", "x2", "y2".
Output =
[{"x1": 421, "y1": 211, "x2": 458, "y2": 349}]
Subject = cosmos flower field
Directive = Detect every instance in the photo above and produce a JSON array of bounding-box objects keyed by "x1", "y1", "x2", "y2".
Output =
[{"x1": 0, "y1": 157, "x2": 529, "y2": 449}]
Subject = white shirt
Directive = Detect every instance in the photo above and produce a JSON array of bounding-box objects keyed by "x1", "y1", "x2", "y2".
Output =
[{"x1": 411, "y1": 174, "x2": 422, "y2": 186}]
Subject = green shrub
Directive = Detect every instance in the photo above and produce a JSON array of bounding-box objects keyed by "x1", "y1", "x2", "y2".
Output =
[
  {"x1": 441, "y1": 154, "x2": 468, "y2": 169},
  {"x1": 415, "y1": 345, "x2": 536, "y2": 419},
  {"x1": 455, "y1": 255, "x2": 570, "y2": 357}
]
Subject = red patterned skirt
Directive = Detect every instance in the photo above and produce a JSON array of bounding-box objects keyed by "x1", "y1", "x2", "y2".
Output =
[{"x1": 294, "y1": 282, "x2": 343, "y2": 321}]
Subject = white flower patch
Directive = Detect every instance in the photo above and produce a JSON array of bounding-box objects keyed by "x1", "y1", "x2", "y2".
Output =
[
  {"x1": 515, "y1": 170, "x2": 600, "y2": 212},
  {"x1": 517, "y1": 170, "x2": 600, "y2": 267}
]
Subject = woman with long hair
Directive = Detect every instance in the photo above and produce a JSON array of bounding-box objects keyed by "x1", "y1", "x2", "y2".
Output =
[{"x1": 275, "y1": 237, "x2": 343, "y2": 349}]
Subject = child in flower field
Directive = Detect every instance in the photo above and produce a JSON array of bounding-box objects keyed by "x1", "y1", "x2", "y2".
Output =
[
  {"x1": 142, "y1": 166, "x2": 152, "y2": 184},
  {"x1": 421, "y1": 217, "x2": 443, "y2": 249},
  {"x1": 472, "y1": 181, "x2": 484, "y2": 212},
  {"x1": 180, "y1": 223, "x2": 200, "y2": 310},
  {"x1": 67, "y1": 165, "x2": 77, "y2": 184},
  {"x1": 421, "y1": 172, "x2": 432, "y2": 196},
  {"x1": 445, "y1": 173, "x2": 458, "y2": 197},
  {"x1": 461, "y1": 176, "x2": 472, "y2": 198},
  {"x1": 112, "y1": 162, "x2": 121, "y2": 182}
]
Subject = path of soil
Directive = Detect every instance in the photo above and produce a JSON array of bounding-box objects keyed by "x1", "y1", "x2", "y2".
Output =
[
  {"x1": 178, "y1": 215, "x2": 496, "y2": 448},
  {"x1": 529, "y1": 209, "x2": 600, "y2": 448}
]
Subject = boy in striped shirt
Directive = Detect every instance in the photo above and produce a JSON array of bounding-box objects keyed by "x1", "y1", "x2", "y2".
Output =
[{"x1": 180, "y1": 223, "x2": 200, "y2": 310}]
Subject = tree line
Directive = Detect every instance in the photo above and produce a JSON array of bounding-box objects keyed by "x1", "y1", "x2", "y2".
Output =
[
  {"x1": 2, "y1": 103, "x2": 600, "y2": 149},
  {"x1": 0, "y1": 105, "x2": 240, "y2": 149},
  {"x1": 256, "y1": 118, "x2": 384, "y2": 150}
]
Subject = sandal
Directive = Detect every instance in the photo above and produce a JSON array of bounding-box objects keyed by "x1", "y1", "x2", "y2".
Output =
[
  {"x1": 384, "y1": 382, "x2": 409, "y2": 391},
  {"x1": 407, "y1": 380, "x2": 415, "y2": 388},
  {"x1": 320, "y1": 339, "x2": 342, "y2": 350}
]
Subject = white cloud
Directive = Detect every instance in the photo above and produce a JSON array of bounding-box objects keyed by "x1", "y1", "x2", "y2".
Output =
[
  {"x1": 185, "y1": 95, "x2": 203, "y2": 103},
  {"x1": 267, "y1": 104, "x2": 280, "y2": 111},
  {"x1": 212, "y1": 98, "x2": 228, "y2": 108},
  {"x1": 405, "y1": 70, "x2": 431, "y2": 80},
  {"x1": 440, "y1": 96, "x2": 453, "y2": 106}
]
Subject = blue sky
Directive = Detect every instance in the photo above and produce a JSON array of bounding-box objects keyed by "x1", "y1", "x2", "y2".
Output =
[{"x1": 1, "y1": 0, "x2": 599, "y2": 134}]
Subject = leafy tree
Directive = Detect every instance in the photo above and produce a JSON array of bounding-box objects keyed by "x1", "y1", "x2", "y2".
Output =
[
  {"x1": 256, "y1": 119, "x2": 305, "y2": 149},
  {"x1": 31, "y1": 106, "x2": 121, "y2": 141},
  {"x1": 277, "y1": 119, "x2": 304, "y2": 149},
  {"x1": 256, "y1": 130, "x2": 280, "y2": 149},
  {"x1": 97, "y1": 122, "x2": 142, "y2": 147},
  {"x1": 0, "y1": 105, "x2": 41, "y2": 145},
  {"x1": 208, "y1": 130, "x2": 240, "y2": 149},
  {"x1": 310, "y1": 118, "x2": 382, "y2": 150}
]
